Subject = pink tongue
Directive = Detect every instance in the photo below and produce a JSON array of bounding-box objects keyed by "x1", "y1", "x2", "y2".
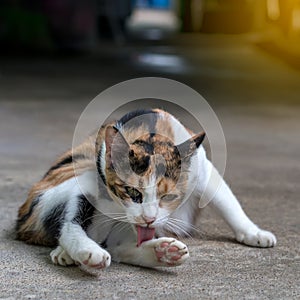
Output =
[{"x1": 136, "y1": 225, "x2": 155, "y2": 247}]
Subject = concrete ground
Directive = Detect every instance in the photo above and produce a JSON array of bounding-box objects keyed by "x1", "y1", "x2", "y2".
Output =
[{"x1": 0, "y1": 34, "x2": 300, "y2": 299}]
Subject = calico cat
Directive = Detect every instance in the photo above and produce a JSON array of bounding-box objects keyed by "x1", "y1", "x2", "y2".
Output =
[{"x1": 16, "y1": 108, "x2": 276, "y2": 272}]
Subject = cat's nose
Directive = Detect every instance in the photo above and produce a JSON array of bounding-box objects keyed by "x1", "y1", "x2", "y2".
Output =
[{"x1": 143, "y1": 216, "x2": 155, "y2": 225}]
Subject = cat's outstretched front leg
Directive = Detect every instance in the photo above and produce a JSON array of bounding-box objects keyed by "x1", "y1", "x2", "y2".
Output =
[
  {"x1": 51, "y1": 222, "x2": 111, "y2": 272},
  {"x1": 109, "y1": 237, "x2": 189, "y2": 268},
  {"x1": 200, "y1": 161, "x2": 277, "y2": 247}
]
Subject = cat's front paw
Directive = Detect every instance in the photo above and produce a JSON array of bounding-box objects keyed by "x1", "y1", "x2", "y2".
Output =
[
  {"x1": 236, "y1": 228, "x2": 277, "y2": 248},
  {"x1": 75, "y1": 246, "x2": 111, "y2": 269},
  {"x1": 145, "y1": 237, "x2": 189, "y2": 266},
  {"x1": 73, "y1": 243, "x2": 111, "y2": 272}
]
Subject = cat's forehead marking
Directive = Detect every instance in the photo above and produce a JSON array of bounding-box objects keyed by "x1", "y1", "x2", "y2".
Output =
[
  {"x1": 121, "y1": 109, "x2": 158, "y2": 144},
  {"x1": 143, "y1": 174, "x2": 157, "y2": 203},
  {"x1": 122, "y1": 109, "x2": 176, "y2": 145}
]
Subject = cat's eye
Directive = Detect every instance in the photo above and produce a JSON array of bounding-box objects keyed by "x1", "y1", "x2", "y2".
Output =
[
  {"x1": 125, "y1": 186, "x2": 143, "y2": 204},
  {"x1": 161, "y1": 194, "x2": 179, "y2": 202}
]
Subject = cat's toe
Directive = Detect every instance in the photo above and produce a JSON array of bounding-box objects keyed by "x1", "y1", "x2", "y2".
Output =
[
  {"x1": 155, "y1": 238, "x2": 189, "y2": 266},
  {"x1": 236, "y1": 228, "x2": 277, "y2": 248},
  {"x1": 50, "y1": 246, "x2": 75, "y2": 266},
  {"x1": 76, "y1": 247, "x2": 111, "y2": 269}
]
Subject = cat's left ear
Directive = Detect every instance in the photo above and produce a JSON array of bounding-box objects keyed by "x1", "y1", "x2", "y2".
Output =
[
  {"x1": 105, "y1": 125, "x2": 130, "y2": 167},
  {"x1": 176, "y1": 132, "x2": 206, "y2": 158}
]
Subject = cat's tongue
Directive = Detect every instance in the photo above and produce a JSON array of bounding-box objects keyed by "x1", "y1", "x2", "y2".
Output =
[{"x1": 136, "y1": 225, "x2": 155, "y2": 247}]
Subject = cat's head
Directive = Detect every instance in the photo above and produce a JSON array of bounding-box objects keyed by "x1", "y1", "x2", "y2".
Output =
[{"x1": 98, "y1": 120, "x2": 205, "y2": 230}]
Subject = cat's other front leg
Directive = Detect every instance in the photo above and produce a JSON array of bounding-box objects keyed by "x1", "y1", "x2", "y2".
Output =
[
  {"x1": 57, "y1": 222, "x2": 111, "y2": 273},
  {"x1": 109, "y1": 237, "x2": 189, "y2": 268},
  {"x1": 200, "y1": 161, "x2": 277, "y2": 247}
]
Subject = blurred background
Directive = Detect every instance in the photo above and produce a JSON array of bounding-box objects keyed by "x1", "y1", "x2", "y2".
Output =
[
  {"x1": 0, "y1": 0, "x2": 300, "y2": 96},
  {"x1": 1, "y1": 0, "x2": 300, "y2": 50},
  {"x1": 1, "y1": 0, "x2": 300, "y2": 153},
  {"x1": 1, "y1": 0, "x2": 300, "y2": 163}
]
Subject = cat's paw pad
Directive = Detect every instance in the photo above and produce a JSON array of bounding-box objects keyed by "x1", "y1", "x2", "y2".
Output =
[
  {"x1": 50, "y1": 246, "x2": 75, "y2": 266},
  {"x1": 236, "y1": 228, "x2": 277, "y2": 248},
  {"x1": 154, "y1": 238, "x2": 189, "y2": 266},
  {"x1": 75, "y1": 247, "x2": 111, "y2": 269}
]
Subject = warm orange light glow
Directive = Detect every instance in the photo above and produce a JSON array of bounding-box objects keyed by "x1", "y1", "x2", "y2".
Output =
[
  {"x1": 267, "y1": 0, "x2": 280, "y2": 20},
  {"x1": 292, "y1": 2, "x2": 300, "y2": 30}
]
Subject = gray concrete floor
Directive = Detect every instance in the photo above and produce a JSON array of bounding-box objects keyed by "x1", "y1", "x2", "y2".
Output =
[{"x1": 0, "y1": 34, "x2": 300, "y2": 299}]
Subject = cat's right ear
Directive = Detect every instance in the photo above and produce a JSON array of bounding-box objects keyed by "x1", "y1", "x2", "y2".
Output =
[
  {"x1": 105, "y1": 125, "x2": 129, "y2": 167},
  {"x1": 176, "y1": 131, "x2": 206, "y2": 159}
]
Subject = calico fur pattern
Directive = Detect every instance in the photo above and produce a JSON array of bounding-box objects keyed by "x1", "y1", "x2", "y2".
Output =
[{"x1": 16, "y1": 108, "x2": 276, "y2": 273}]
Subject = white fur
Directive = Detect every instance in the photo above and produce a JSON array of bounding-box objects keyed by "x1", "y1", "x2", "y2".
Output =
[
  {"x1": 99, "y1": 143, "x2": 106, "y2": 177},
  {"x1": 195, "y1": 152, "x2": 276, "y2": 247},
  {"x1": 40, "y1": 177, "x2": 78, "y2": 221},
  {"x1": 142, "y1": 174, "x2": 158, "y2": 221},
  {"x1": 157, "y1": 112, "x2": 192, "y2": 145},
  {"x1": 40, "y1": 171, "x2": 97, "y2": 222}
]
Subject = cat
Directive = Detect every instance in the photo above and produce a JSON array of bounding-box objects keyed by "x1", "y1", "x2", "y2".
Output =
[{"x1": 16, "y1": 108, "x2": 276, "y2": 273}]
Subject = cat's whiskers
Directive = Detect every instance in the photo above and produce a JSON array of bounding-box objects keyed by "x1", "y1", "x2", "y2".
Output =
[
  {"x1": 168, "y1": 217, "x2": 205, "y2": 236},
  {"x1": 154, "y1": 215, "x2": 169, "y2": 226},
  {"x1": 95, "y1": 216, "x2": 128, "y2": 226},
  {"x1": 165, "y1": 220, "x2": 194, "y2": 240},
  {"x1": 87, "y1": 214, "x2": 128, "y2": 233},
  {"x1": 112, "y1": 221, "x2": 132, "y2": 236},
  {"x1": 163, "y1": 217, "x2": 204, "y2": 243},
  {"x1": 80, "y1": 211, "x2": 126, "y2": 227}
]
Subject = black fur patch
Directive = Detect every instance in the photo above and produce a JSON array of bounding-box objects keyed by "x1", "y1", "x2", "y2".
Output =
[
  {"x1": 132, "y1": 140, "x2": 154, "y2": 154},
  {"x1": 100, "y1": 238, "x2": 108, "y2": 249},
  {"x1": 130, "y1": 155, "x2": 151, "y2": 175},
  {"x1": 96, "y1": 144, "x2": 106, "y2": 185},
  {"x1": 117, "y1": 109, "x2": 155, "y2": 126},
  {"x1": 43, "y1": 203, "x2": 67, "y2": 240},
  {"x1": 43, "y1": 154, "x2": 86, "y2": 178},
  {"x1": 16, "y1": 195, "x2": 41, "y2": 231},
  {"x1": 116, "y1": 109, "x2": 158, "y2": 133},
  {"x1": 72, "y1": 194, "x2": 95, "y2": 231}
]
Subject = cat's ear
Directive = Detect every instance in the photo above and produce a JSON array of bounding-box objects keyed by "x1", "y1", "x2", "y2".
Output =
[
  {"x1": 176, "y1": 132, "x2": 205, "y2": 158},
  {"x1": 105, "y1": 125, "x2": 129, "y2": 167}
]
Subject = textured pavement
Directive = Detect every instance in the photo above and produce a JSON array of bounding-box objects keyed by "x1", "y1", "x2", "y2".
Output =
[{"x1": 0, "y1": 34, "x2": 300, "y2": 299}]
